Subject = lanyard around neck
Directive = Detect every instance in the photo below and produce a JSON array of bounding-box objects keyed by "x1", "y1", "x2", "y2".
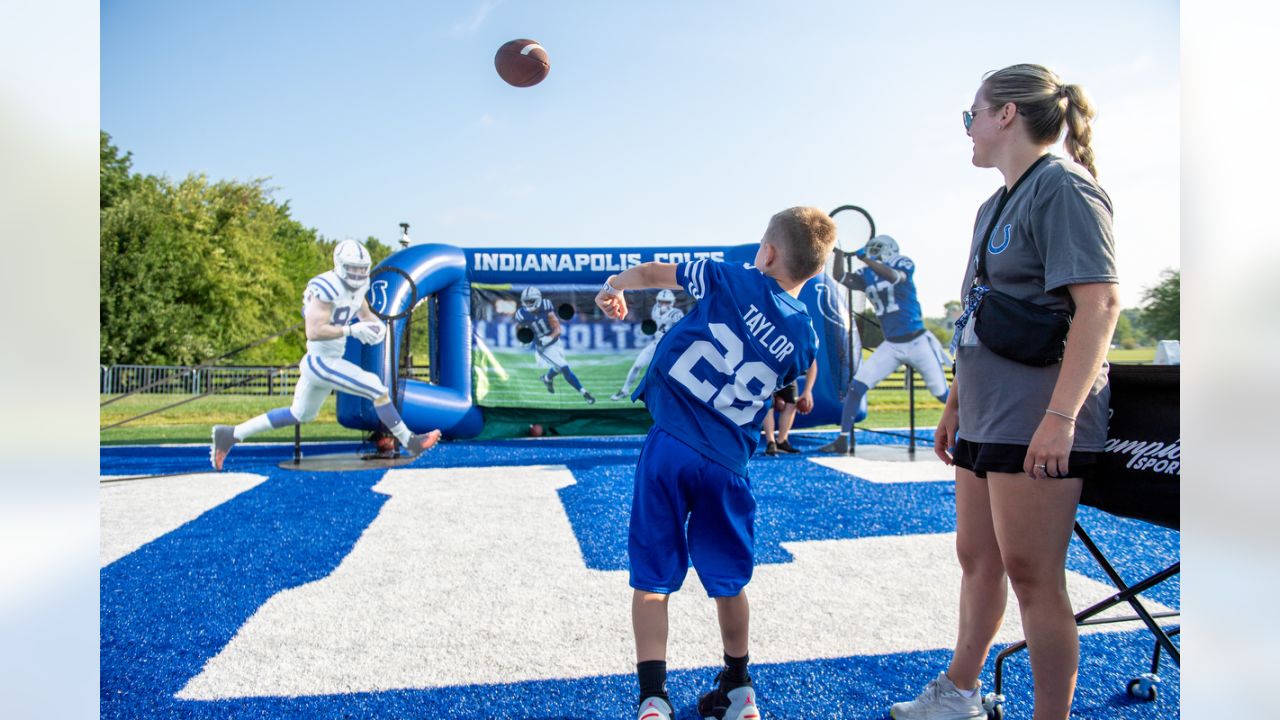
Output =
[{"x1": 974, "y1": 153, "x2": 1051, "y2": 285}]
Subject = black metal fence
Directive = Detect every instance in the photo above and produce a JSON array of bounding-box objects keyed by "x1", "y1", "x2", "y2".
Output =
[
  {"x1": 866, "y1": 367, "x2": 955, "y2": 395},
  {"x1": 99, "y1": 363, "x2": 948, "y2": 397},
  {"x1": 100, "y1": 364, "x2": 433, "y2": 396}
]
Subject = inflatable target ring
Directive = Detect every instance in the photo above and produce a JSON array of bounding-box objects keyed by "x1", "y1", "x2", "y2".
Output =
[{"x1": 367, "y1": 266, "x2": 420, "y2": 321}]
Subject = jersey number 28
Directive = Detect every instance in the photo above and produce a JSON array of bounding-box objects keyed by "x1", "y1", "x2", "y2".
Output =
[{"x1": 669, "y1": 323, "x2": 779, "y2": 426}]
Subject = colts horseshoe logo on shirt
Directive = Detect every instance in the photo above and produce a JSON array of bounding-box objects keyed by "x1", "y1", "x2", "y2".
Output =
[{"x1": 988, "y1": 223, "x2": 1013, "y2": 254}]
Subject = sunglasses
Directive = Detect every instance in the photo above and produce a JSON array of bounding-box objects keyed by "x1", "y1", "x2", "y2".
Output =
[{"x1": 962, "y1": 105, "x2": 998, "y2": 131}]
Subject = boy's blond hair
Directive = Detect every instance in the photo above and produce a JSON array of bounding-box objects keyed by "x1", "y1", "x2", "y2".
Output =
[{"x1": 768, "y1": 206, "x2": 837, "y2": 282}]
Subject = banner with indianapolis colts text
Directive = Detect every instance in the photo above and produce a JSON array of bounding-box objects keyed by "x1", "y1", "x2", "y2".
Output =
[{"x1": 462, "y1": 245, "x2": 855, "y2": 421}]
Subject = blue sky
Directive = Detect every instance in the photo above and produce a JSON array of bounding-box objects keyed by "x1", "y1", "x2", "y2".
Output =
[{"x1": 101, "y1": 0, "x2": 1178, "y2": 312}]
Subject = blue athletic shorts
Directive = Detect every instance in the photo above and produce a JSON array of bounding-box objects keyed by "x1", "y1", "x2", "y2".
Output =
[{"x1": 629, "y1": 426, "x2": 756, "y2": 598}]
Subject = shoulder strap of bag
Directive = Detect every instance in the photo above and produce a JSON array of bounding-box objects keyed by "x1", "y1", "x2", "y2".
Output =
[{"x1": 975, "y1": 153, "x2": 1052, "y2": 286}]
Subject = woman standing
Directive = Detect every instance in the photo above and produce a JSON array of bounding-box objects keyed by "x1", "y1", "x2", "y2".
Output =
[{"x1": 890, "y1": 64, "x2": 1121, "y2": 720}]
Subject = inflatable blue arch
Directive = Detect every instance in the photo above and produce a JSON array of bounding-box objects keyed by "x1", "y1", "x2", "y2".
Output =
[{"x1": 338, "y1": 244, "x2": 859, "y2": 439}]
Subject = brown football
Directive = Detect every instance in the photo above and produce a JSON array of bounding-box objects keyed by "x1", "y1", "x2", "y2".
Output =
[{"x1": 495, "y1": 39, "x2": 550, "y2": 87}]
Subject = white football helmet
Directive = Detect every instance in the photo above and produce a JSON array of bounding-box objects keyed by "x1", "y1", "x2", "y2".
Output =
[
  {"x1": 521, "y1": 286, "x2": 543, "y2": 309},
  {"x1": 656, "y1": 289, "x2": 675, "y2": 308},
  {"x1": 333, "y1": 239, "x2": 372, "y2": 290},
  {"x1": 866, "y1": 235, "x2": 900, "y2": 263}
]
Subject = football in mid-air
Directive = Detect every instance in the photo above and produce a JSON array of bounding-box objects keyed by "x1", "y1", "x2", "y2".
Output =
[{"x1": 495, "y1": 39, "x2": 550, "y2": 87}]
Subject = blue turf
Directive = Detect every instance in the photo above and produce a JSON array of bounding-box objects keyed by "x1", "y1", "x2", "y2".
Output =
[{"x1": 100, "y1": 432, "x2": 1179, "y2": 719}]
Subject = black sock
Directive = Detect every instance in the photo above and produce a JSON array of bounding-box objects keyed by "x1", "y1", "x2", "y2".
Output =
[
  {"x1": 721, "y1": 652, "x2": 750, "y2": 687},
  {"x1": 637, "y1": 660, "x2": 669, "y2": 703}
]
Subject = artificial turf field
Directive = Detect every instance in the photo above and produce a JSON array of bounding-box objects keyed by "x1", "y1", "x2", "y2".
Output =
[{"x1": 100, "y1": 430, "x2": 1178, "y2": 719}]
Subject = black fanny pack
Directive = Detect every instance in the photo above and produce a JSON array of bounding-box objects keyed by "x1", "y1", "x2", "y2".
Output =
[
  {"x1": 967, "y1": 154, "x2": 1072, "y2": 367},
  {"x1": 973, "y1": 289, "x2": 1072, "y2": 367}
]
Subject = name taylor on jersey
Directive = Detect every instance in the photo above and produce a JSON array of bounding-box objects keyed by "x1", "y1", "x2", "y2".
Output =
[{"x1": 742, "y1": 303, "x2": 796, "y2": 363}]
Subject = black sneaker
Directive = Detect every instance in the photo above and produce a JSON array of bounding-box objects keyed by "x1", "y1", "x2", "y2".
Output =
[
  {"x1": 776, "y1": 439, "x2": 800, "y2": 454},
  {"x1": 582, "y1": 391, "x2": 596, "y2": 405},
  {"x1": 698, "y1": 672, "x2": 759, "y2": 720},
  {"x1": 765, "y1": 441, "x2": 778, "y2": 456},
  {"x1": 542, "y1": 374, "x2": 556, "y2": 393}
]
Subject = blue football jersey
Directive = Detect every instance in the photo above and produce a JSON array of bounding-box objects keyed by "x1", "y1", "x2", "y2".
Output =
[
  {"x1": 841, "y1": 255, "x2": 924, "y2": 341},
  {"x1": 634, "y1": 259, "x2": 819, "y2": 474},
  {"x1": 514, "y1": 298, "x2": 558, "y2": 340}
]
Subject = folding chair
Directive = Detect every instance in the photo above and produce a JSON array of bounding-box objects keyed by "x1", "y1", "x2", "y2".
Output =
[{"x1": 985, "y1": 364, "x2": 1180, "y2": 719}]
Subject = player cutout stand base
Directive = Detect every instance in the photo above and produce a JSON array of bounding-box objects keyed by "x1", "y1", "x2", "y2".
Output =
[
  {"x1": 276, "y1": 452, "x2": 417, "y2": 472},
  {"x1": 276, "y1": 425, "x2": 418, "y2": 471},
  {"x1": 837, "y1": 367, "x2": 926, "y2": 460}
]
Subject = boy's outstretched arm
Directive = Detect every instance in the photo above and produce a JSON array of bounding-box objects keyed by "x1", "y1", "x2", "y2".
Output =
[
  {"x1": 595, "y1": 262, "x2": 680, "y2": 320},
  {"x1": 797, "y1": 360, "x2": 818, "y2": 413}
]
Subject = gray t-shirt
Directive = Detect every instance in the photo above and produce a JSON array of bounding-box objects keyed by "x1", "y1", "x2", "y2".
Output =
[{"x1": 954, "y1": 155, "x2": 1118, "y2": 450}]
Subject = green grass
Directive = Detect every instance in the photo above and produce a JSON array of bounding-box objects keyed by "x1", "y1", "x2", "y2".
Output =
[
  {"x1": 100, "y1": 393, "x2": 361, "y2": 445},
  {"x1": 859, "y1": 388, "x2": 945, "y2": 430},
  {"x1": 1108, "y1": 346, "x2": 1156, "y2": 363},
  {"x1": 101, "y1": 346, "x2": 1159, "y2": 444}
]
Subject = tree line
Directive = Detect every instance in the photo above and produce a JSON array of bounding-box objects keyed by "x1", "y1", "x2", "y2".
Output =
[
  {"x1": 100, "y1": 132, "x2": 392, "y2": 367},
  {"x1": 1129, "y1": 269, "x2": 1179, "y2": 345},
  {"x1": 101, "y1": 130, "x2": 1179, "y2": 367}
]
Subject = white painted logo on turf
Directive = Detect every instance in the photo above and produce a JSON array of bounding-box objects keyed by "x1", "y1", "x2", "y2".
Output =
[
  {"x1": 100, "y1": 473, "x2": 268, "y2": 567},
  {"x1": 177, "y1": 465, "x2": 1174, "y2": 699},
  {"x1": 809, "y1": 453, "x2": 955, "y2": 484}
]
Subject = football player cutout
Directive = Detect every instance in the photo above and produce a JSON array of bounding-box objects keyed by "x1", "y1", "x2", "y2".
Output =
[
  {"x1": 515, "y1": 286, "x2": 596, "y2": 404},
  {"x1": 211, "y1": 239, "x2": 441, "y2": 470},
  {"x1": 820, "y1": 235, "x2": 953, "y2": 454},
  {"x1": 611, "y1": 289, "x2": 685, "y2": 400}
]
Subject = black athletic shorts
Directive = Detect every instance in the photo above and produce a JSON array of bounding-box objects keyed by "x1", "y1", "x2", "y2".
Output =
[
  {"x1": 952, "y1": 439, "x2": 1099, "y2": 480},
  {"x1": 773, "y1": 382, "x2": 797, "y2": 404}
]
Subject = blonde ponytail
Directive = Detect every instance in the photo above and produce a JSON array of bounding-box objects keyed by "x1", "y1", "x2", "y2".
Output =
[
  {"x1": 982, "y1": 64, "x2": 1100, "y2": 177},
  {"x1": 1062, "y1": 84, "x2": 1098, "y2": 178}
]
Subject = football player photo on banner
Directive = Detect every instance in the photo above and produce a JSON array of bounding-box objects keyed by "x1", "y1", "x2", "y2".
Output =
[{"x1": 472, "y1": 284, "x2": 690, "y2": 411}]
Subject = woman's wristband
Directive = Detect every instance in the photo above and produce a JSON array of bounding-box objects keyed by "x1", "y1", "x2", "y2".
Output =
[
  {"x1": 1045, "y1": 407, "x2": 1076, "y2": 422},
  {"x1": 601, "y1": 278, "x2": 622, "y2": 296}
]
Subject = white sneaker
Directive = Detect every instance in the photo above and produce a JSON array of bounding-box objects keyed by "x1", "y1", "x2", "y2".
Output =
[
  {"x1": 890, "y1": 672, "x2": 986, "y2": 720},
  {"x1": 211, "y1": 425, "x2": 237, "y2": 471},
  {"x1": 698, "y1": 673, "x2": 761, "y2": 720},
  {"x1": 637, "y1": 695, "x2": 673, "y2": 720},
  {"x1": 404, "y1": 429, "x2": 442, "y2": 457}
]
